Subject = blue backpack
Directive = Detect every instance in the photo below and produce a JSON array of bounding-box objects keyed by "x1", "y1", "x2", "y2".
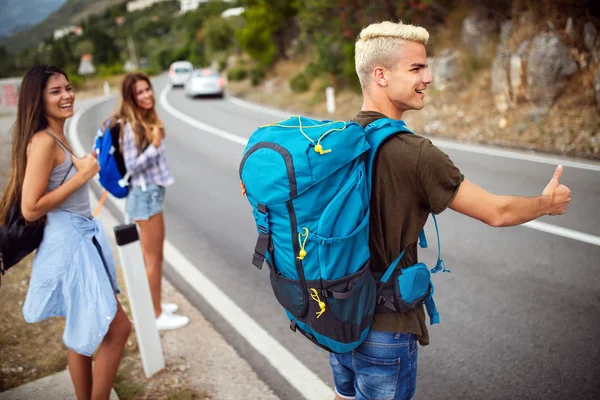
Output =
[
  {"x1": 239, "y1": 116, "x2": 448, "y2": 353},
  {"x1": 93, "y1": 120, "x2": 130, "y2": 198}
]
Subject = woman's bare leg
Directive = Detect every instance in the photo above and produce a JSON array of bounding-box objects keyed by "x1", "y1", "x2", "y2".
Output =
[
  {"x1": 91, "y1": 299, "x2": 132, "y2": 400},
  {"x1": 68, "y1": 350, "x2": 92, "y2": 400},
  {"x1": 136, "y1": 212, "x2": 165, "y2": 317}
]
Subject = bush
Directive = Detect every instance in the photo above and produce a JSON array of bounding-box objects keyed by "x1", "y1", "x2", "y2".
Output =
[
  {"x1": 227, "y1": 67, "x2": 247, "y2": 81},
  {"x1": 249, "y1": 67, "x2": 266, "y2": 86},
  {"x1": 204, "y1": 17, "x2": 235, "y2": 56},
  {"x1": 290, "y1": 72, "x2": 309, "y2": 92},
  {"x1": 97, "y1": 63, "x2": 125, "y2": 78},
  {"x1": 217, "y1": 58, "x2": 228, "y2": 72},
  {"x1": 68, "y1": 73, "x2": 86, "y2": 89},
  {"x1": 304, "y1": 62, "x2": 321, "y2": 81},
  {"x1": 141, "y1": 65, "x2": 163, "y2": 76}
]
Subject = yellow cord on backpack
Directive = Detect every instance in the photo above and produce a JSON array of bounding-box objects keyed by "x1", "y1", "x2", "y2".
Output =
[
  {"x1": 297, "y1": 227, "x2": 309, "y2": 260},
  {"x1": 261, "y1": 116, "x2": 346, "y2": 155},
  {"x1": 310, "y1": 288, "x2": 326, "y2": 318}
]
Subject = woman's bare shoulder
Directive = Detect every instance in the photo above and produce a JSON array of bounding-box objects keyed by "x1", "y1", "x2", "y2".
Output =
[{"x1": 27, "y1": 131, "x2": 57, "y2": 156}]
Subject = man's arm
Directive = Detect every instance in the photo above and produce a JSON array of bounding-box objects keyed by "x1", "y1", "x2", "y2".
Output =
[{"x1": 449, "y1": 165, "x2": 571, "y2": 227}]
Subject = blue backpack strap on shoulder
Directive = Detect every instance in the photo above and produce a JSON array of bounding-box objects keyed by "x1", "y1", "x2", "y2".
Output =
[
  {"x1": 366, "y1": 118, "x2": 450, "y2": 326},
  {"x1": 364, "y1": 118, "x2": 413, "y2": 182}
]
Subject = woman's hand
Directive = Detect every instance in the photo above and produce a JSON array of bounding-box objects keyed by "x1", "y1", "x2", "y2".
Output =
[
  {"x1": 72, "y1": 154, "x2": 100, "y2": 183},
  {"x1": 151, "y1": 119, "x2": 165, "y2": 148}
]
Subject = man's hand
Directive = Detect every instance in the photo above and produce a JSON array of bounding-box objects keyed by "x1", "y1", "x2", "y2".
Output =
[{"x1": 542, "y1": 165, "x2": 572, "y2": 215}]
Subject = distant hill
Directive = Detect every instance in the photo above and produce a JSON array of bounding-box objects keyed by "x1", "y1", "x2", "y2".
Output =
[
  {"x1": 0, "y1": 0, "x2": 127, "y2": 53},
  {"x1": 0, "y1": 0, "x2": 66, "y2": 39}
]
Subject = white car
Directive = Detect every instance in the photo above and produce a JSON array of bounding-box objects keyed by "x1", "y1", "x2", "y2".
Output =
[
  {"x1": 184, "y1": 69, "x2": 226, "y2": 98},
  {"x1": 169, "y1": 61, "x2": 193, "y2": 87}
]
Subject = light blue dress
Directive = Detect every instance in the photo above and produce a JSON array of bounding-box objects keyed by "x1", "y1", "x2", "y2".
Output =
[{"x1": 22, "y1": 134, "x2": 120, "y2": 356}]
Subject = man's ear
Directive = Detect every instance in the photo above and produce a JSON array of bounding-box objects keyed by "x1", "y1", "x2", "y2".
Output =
[{"x1": 373, "y1": 67, "x2": 388, "y2": 87}]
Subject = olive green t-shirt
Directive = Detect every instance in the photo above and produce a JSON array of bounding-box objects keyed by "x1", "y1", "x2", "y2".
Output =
[{"x1": 354, "y1": 111, "x2": 464, "y2": 346}]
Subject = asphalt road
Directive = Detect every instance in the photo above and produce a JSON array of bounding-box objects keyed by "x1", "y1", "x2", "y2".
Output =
[{"x1": 76, "y1": 75, "x2": 600, "y2": 400}]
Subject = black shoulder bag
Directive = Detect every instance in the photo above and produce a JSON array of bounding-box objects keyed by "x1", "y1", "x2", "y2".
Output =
[{"x1": 0, "y1": 132, "x2": 75, "y2": 287}]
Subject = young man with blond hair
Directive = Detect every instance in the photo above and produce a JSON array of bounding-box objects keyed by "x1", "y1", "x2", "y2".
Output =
[{"x1": 330, "y1": 21, "x2": 572, "y2": 400}]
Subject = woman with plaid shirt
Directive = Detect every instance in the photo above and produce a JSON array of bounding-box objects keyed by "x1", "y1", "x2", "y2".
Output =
[{"x1": 115, "y1": 72, "x2": 189, "y2": 331}]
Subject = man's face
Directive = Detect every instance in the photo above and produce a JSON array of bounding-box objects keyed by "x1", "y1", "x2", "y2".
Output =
[{"x1": 384, "y1": 41, "x2": 432, "y2": 113}]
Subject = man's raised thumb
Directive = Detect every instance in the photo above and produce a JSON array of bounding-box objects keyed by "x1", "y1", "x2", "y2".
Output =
[{"x1": 551, "y1": 165, "x2": 564, "y2": 185}]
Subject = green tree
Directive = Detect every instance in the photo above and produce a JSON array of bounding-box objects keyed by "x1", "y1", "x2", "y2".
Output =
[
  {"x1": 74, "y1": 39, "x2": 94, "y2": 58},
  {"x1": 85, "y1": 27, "x2": 119, "y2": 64},
  {"x1": 236, "y1": 0, "x2": 298, "y2": 66},
  {"x1": 49, "y1": 38, "x2": 77, "y2": 69},
  {"x1": 204, "y1": 17, "x2": 235, "y2": 57}
]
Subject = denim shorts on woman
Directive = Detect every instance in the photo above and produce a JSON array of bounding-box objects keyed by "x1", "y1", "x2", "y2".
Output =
[
  {"x1": 126, "y1": 184, "x2": 165, "y2": 221},
  {"x1": 330, "y1": 330, "x2": 419, "y2": 400}
]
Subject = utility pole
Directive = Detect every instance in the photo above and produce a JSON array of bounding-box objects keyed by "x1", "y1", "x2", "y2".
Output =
[{"x1": 127, "y1": 35, "x2": 138, "y2": 69}]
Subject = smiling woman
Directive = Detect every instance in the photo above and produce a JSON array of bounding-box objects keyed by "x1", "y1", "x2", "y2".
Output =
[{"x1": 0, "y1": 65, "x2": 131, "y2": 400}]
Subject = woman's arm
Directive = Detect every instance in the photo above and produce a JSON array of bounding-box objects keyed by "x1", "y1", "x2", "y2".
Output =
[{"x1": 21, "y1": 132, "x2": 99, "y2": 221}]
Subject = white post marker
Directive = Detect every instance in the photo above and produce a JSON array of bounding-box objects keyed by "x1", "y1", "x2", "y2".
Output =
[
  {"x1": 113, "y1": 223, "x2": 165, "y2": 378},
  {"x1": 103, "y1": 81, "x2": 110, "y2": 95},
  {"x1": 326, "y1": 86, "x2": 336, "y2": 114}
]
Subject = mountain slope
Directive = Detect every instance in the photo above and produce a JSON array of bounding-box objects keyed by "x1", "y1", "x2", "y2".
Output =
[
  {"x1": 0, "y1": 0, "x2": 66, "y2": 38},
  {"x1": 0, "y1": 0, "x2": 126, "y2": 53}
]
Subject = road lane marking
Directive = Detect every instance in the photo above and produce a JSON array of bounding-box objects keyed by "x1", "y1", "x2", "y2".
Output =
[
  {"x1": 523, "y1": 221, "x2": 600, "y2": 247},
  {"x1": 161, "y1": 85, "x2": 600, "y2": 247},
  {"x1": 69, "y1": 92, "x2": 335, "y2": 400},
  {"x1": 159, "y1": 87, "x2": 248, "y2": 146},
  {"x1": 429, "y1": 139, "x2": 600, "y2": 172}
]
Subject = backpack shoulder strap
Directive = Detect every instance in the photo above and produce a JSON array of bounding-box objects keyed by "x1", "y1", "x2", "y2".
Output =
[{"x1": 364, "y1": 118, "x2": 413, "y2": 179}]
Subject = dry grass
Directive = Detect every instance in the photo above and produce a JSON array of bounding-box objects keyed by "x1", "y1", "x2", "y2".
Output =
[
  {"x1": 0, "y1": 257, "x2": 67, "y2": 391},
  {"x1": 75, "y1": 74, "x2": 128, "y2": 99}
]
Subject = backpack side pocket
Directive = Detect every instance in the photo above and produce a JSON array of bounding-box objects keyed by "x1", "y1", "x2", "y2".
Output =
[{"x1": 393, "y1": 263, "x2": 432, "y2": 313}]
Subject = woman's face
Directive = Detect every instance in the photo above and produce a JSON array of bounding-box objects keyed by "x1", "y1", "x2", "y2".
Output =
[
  {"x1": 134, "y1": 79, "x2": 154, "y2": 110},
  {"x1": 43, "y1": 74, "x2": 75, "y2": 121}
]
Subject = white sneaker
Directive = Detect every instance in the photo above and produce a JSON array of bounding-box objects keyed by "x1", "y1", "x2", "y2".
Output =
[
  {"x1": 156, "y1": 312, "x2": 189, "y2": 331},
  {"x1": 161, "y1": 302, "x2": 179, "y2": 314}
]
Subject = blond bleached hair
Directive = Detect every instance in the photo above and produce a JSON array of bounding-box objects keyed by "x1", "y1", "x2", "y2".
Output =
[{"x1": 355, "y1": 21, "x2": 429, "y2": 87}]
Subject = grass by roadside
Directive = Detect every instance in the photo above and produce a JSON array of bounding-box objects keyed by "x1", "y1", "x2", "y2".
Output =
[
  {"x1": 0, "y1": 257, "x2": 67, "y2": 391},
  {"x1": 73, "y1": 74, "x2": 127, "y2": 99}
]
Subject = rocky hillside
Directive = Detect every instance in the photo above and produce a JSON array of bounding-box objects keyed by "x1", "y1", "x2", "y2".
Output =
[{"x1": 228, "y1": 6, "x2": 600, "y2": 160}]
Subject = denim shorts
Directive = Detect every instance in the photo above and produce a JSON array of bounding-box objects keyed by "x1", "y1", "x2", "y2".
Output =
[
  {"x1": 126, "y1": 184, "x2": 165, "y2": 221},
  {"x1": 330, "y1": 330, "x2": 418, "y2": 400}
]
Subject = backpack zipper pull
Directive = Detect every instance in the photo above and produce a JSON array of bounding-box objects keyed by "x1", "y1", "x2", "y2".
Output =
[
  {"x1": 313, "y1": 144, "x2": 331, "y2": 155},
  {"x1": 297, "y1": 227, "x2": 309, "y2": 260},
  {"x1": 310, "y1": 288, "x2": 326, "y2": 318}
]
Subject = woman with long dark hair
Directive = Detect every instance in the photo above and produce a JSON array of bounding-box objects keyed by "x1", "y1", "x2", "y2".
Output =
[
  {"x1": 109, "y1": 72, "x2": 188, "y2": 331},
  {"x1": 0, "y1": 65, "x2": 131, "y2": 399}
]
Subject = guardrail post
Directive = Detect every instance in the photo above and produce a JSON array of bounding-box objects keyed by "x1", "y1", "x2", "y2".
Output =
[{"x1": 114, "y1": 223, "x2": 164, "y2": 378}]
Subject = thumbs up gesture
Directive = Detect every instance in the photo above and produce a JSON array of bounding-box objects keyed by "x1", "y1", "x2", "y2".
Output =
[{"x1": 542, "y1": 165, "x2": 572, "y2": 215}]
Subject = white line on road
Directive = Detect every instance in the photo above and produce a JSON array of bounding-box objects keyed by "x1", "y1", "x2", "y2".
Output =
[
  {"x1": 69, "y1": 90, "x2": 335, "y2": 400},
  {"x1": 522, "y1": 221, "x2": 600, "y2": 247},
  {"x1": 161, "y1": 85, "x2": 600, "y2": 247},
  {"x1": 430, "y1": 139, "x2": 600, "y2": 172},
  {"x1": 159, "y1": 87, "x2": 248, "y2": 146}
]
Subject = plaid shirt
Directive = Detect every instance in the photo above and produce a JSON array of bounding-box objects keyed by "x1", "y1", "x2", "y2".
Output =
[{"x1": 121, "y1": 122, "x2": 174, "y2": 188}]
